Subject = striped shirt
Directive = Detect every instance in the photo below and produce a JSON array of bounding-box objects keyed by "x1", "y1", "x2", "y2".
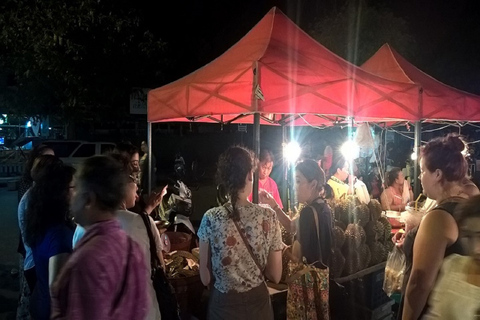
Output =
[{"x1": 51, "y1": 219, "x2": 149, "y2": 320}]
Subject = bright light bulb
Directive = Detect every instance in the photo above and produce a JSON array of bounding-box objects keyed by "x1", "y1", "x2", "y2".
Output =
[
  {"x1": 283, "y1": 141, "x2": 301, "y2": 164},
  {"x1": 411, "y1": 151, "x2": 417, "y2": 161},
  {"x1": 26, "y1": 121, "x2": 32, "y2": 128},
  {"x1": 0, "y1": 119, "x2": 3, "y2": 125},
  {"x1": 340, "y1": 140, "x2": 359, "y2": 161}
]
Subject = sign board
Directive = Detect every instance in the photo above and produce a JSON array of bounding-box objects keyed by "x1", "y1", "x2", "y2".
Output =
[{"x1": 130, "y1": 88, "x2": 150, "y2": 115}]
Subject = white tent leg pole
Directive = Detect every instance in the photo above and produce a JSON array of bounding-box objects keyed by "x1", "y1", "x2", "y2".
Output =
[
  {"x1": 147, "y1": 121, "x2": 152, "y2": 194},
  {"x1": 413, "y1": 121, "x2": 421, "y2": 197},
  {"x1": 282, "y1": 124, "x2": 287, "y2": 210},
  {"x1": 253, "y1": 113, "x2": 260, "y2": 204}
]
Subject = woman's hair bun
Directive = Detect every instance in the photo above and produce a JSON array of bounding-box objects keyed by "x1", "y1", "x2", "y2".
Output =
[{"x1": 444, "y1": 133, "x2": 466, "y2": 153}]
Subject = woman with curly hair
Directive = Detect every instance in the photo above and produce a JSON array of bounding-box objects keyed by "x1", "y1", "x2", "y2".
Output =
[
  {"x1": 198, "y1": 146, "x2": 283, "y2": 320},
  {"x1": 25, "y1": 162, "x2": 75, "y2": 320}
]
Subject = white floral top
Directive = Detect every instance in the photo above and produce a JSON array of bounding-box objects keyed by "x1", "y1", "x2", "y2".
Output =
[{"x1": 198, "y1": 202, "x2": 283, "y2": 293}]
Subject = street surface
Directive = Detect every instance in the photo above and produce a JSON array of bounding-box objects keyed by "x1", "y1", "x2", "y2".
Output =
[{"x1": 0, "y1": 186, "x2": 20, "y2": 320}]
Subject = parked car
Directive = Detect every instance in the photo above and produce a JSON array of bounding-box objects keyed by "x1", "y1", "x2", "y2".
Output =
[{"x1": 41, "y1": 140, "x2": 116, "y2": 167}]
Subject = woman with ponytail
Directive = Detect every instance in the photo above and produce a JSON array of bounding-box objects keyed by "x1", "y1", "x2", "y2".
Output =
[
  {"x1": 261, "y1": 159, "x2": 332, "y2": 319},
  {"x1": 198, "y1": 146, "x2": 283, "y2": 320},
  {"x1": 400, "y1": 133, "x2": 473, "y2": 320}
]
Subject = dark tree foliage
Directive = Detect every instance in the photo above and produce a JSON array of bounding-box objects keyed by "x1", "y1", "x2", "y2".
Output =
[
  {"x1": 309, "y1": 1, "x2": 416, "y2": 65},
  {"x1": 0, "y1": 0, "x2": 170, "y2": 121}
]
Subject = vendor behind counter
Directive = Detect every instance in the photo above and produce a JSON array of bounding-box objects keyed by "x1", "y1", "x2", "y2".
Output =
[{"x1": 327, "y1": 157, "x2": 370, "y2": 204}]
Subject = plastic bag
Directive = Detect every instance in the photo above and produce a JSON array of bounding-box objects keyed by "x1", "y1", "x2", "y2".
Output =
[
  {"x1": 354, "y1": 179, "x2": 370, "y2": 204},
  {"x1": 402, "y1": 201, "x2": 427, "y2": 232},
  {"x1": 383, "y1": 246, "x2": 406, "y2": 296}
]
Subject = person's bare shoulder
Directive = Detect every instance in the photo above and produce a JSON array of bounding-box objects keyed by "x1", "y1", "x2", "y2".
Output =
[{"x1": 461, "y1": 178, "x2": 480, "y2": 197}]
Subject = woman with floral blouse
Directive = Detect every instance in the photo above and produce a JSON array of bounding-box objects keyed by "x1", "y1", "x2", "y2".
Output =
[{"x1": 198, "y1": 146, "x2": 283, "y2": 320}]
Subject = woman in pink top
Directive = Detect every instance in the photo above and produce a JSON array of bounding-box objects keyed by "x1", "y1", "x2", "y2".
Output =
[
  {"x1": 51, "y1": 155, "x2": 149, "y2": 320},
  {"x1": 380, "y1": 167, "x2": 413, "y2": 211},
  {"x1": 249, "y1": 149, "x2": 283, "y2": 208}
]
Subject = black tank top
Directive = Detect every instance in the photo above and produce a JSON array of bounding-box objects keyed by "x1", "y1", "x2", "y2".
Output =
[
  {"x1": 297, "y1": 199, "x2": 333, "y2": 269},
  {"x1": 397, "y1": 201, "x2": 464, "y2": 319}
]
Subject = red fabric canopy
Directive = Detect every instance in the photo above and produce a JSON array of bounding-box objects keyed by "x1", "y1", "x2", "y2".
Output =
[
  {"x1": 148, "y1": 8, "x2": 420, "y2": 125},
  {"x1": 361, "y1": 44, "x2": 480, "y2": 121}
]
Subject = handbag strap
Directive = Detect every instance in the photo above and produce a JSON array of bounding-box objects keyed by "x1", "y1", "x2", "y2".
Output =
[
  {"x1": 285, "y1": 203, "x2": 331, "y2": 284},
  {"x1": 139, "y1": 211, "x2": 161, "y2": 270},
  {"x1": 224, "y1": 204, "x2": 265, "y2": 277},
  {"x1": 309, "y1": 205, "x2": 321, "y2": 246}
]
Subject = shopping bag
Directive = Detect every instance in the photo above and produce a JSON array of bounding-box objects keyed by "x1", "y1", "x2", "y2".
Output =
[
  {"x1": 383, "y1": 246, "x2": 406, "y2": 297},
  {"x1": 285, "y1": 259, "x2": 329, "y2": 320}
]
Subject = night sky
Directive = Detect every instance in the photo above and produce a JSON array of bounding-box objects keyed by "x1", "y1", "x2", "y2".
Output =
[{"x1": 144, "y1": 0, "x2": 480, "y2": 94}]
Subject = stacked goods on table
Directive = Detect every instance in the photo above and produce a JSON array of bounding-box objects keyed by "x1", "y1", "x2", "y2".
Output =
[
  {"x1": 164, "y1": 249, "x2": 199, "y2": 278},
  {"x1": 332, "y1": 196, "x2": 394, "y2": 277},
  {"x1": 164, "y1": 248, "x2": 205, "y2": 318}
]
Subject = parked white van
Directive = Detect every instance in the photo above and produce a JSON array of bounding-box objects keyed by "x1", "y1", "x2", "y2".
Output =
[{"x1": 42, "y1": 140, "x2": 116, "y2": 167}]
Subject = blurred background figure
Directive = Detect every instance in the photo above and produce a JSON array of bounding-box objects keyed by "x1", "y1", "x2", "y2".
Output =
[
  {"x1": 380, "y1": 167, "x2": 413, "y2": 211},
  {"x1": 51, "y1": 155, "x2": 148, "y2": 320},
  {"x1": 321, "y1": 145, "x2": 333, "y2": 176},
  {"x1": 366, "y1": 164, "x2": 383, "y2": 200},
  {"x1": 327, "y1": 157, "x2": 354, "y2": 199},
  {"x1": 174, "y1": 152, "x2": 186, "y2": 179},
  {"x1": 114, "y1": 141, "x2": 140, "y2": 181},
  {"x1": 16, "y1": 144, "x2": 55, "y2": 320},
  {"x1": 249, "y1": 149, "x2": 282, "y2": 209},
  {"x1": 422, "y1": 194, "x2": 480, "y2": 319},
  {"x1": 17, "y1": 154, "x2": 61, "y2": 320},
  {"x1": 24, "y1": 162, "x2": 75, "y2": 320},
  {"x1": 139, "y1": 140, "x2": 157, "y2": 195},
  {"x1": 199, "y1": 146, "x2": 282, "y2": 320},
  {"x1": 115, "y1": 141, "x2": 160, "y2": 216},
  {"x1": 18, "y1": 144, "x2": 55, "y2": 201}
]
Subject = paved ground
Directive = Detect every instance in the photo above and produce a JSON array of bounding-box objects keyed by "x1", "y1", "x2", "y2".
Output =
[{"x1": 0, "y1": 186, "x2": 20, "y2": 320}]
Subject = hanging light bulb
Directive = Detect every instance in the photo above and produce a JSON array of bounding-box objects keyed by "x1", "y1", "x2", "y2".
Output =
[
  {"x1": 283, "y1": 141, "x2": 301, "y2": 164},
  {"x1": 411, "y1": 150, "x2": 417, "y2": 161},
  {"x1": 340, "y1": 140, "x2": 360, "y2": 161}
]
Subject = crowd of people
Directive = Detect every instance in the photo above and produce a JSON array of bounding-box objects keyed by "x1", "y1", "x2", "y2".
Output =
[
  {"x1": 15, "y1": 141, "x2": 166, "y2": 320},
  {"x1": 14, "y1": 133, "x2": 480, "y2": 320}
]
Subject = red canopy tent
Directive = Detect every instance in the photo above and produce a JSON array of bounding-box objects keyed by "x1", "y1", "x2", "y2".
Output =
[
  {"x1": 361, "y1": 43, "x2": 480, "y2": 121},
  {"x1": 147, "y1": 8, "x2": 421, "y2": 126},
  {"x1": 145, "y1": 8, "x2": 423, "y2": 196},
  {"x1": 361, "y1": 43, "x2": 480, "y2": 194}
]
